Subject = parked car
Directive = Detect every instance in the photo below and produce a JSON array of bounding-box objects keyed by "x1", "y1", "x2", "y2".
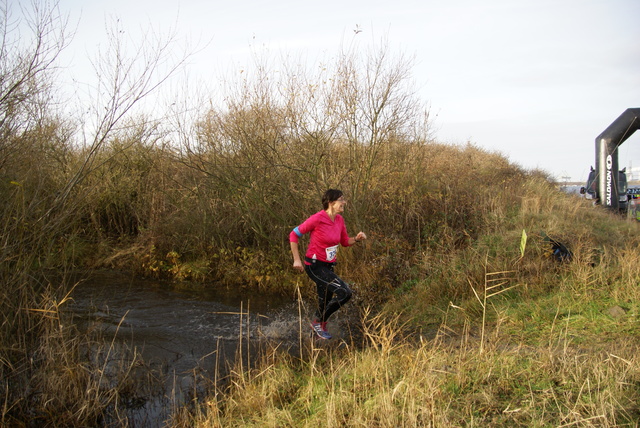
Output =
[{"x1": 580, "y1": 166, "x2": 629, "y2": 212}]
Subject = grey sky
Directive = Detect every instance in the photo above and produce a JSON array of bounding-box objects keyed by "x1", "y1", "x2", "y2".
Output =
[{"x1": 55, "y1": 0, "x2": 640, "y2": 182}]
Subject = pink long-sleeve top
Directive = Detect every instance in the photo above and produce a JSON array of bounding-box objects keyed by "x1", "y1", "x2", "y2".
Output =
[{"x1": 290, "y1": 210, "x2": 352, "y2": 264}]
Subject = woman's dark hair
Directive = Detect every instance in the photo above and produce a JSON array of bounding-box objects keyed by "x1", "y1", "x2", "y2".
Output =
[{"x1": 322, "y1": 189, "x2": 343, "y2": 210}]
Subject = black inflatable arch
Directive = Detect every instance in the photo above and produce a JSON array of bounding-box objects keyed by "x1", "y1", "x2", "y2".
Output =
[{"x1": 596, "y1": 108, "x2": 640, "y2": 209}]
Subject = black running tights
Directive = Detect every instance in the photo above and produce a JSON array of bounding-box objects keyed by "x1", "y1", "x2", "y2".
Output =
[{"x1": 305, "y1": 262, "x2": 353, "y2": 322}]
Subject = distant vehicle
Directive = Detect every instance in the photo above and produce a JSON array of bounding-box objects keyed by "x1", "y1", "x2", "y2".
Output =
[
  {"x1": 580, "y1": 166, "x2": 629, "y2": 212},
  {"x1": 628, "y1": 187, "x2": 640, "y2": 198},
  {"x1": 627, "y1": 187, "x2": 640, "y2": 221}
]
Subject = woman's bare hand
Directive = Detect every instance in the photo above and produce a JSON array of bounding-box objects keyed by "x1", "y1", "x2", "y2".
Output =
[{"x1": 292, "y1": 259, "x2": 304, "y2": 272}]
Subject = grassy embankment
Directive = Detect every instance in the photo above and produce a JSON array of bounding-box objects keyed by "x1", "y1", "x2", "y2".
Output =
[{"x1": 169, "y1": 163, "x2": 640, "y2": 427}]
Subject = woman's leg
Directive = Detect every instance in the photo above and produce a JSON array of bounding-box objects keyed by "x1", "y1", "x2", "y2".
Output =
[{"x1": 305, "y1": 263, "x2": 353, "y2": 322}]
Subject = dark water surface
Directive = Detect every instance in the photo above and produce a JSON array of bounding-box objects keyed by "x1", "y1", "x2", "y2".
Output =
[{"x1": 66, "y1": 270, "x2": 302, "y2": 426}]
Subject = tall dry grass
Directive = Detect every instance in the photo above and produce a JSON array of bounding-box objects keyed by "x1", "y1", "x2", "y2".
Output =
[
  {"x1": 170, "y1": 152, "x2": 640, "y2": 426},
  {"x1": 166, "y1": 173, "x2": 639, "y2": 428},
  {"x1": 177, "y1": 300, "x2": 639, "y2": 427}
]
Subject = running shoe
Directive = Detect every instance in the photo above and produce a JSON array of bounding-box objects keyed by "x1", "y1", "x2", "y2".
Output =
[
  {"x1": 321, "y1": 321, "x2": 330, "y2": 335},
  {"x1": 311, "y1": 320, "x2": 332, "y2": 340}
]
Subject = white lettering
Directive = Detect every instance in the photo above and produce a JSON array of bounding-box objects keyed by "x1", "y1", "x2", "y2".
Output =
[{"x1": 606, "y1": 155, "x2": 613, "y2": 205}]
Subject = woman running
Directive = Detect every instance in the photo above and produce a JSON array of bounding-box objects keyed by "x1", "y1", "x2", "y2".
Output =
[{"x1": 289, "y1": 189, "x2": 367, "y2": 339}]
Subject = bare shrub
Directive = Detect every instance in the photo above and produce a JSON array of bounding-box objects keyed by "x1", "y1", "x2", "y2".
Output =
[{"x1": 0, "y1": 2, "x2": 193, "y2": 423}]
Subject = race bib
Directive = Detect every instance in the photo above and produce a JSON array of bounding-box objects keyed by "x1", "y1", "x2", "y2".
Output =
[{"x1": 325, "y1": 245, "x2": 339, "y2": 261}]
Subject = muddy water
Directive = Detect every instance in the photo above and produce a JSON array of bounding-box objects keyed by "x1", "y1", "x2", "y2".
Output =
[{"x1": 67, "y1": 270, "x2": 303, "y2": 426}]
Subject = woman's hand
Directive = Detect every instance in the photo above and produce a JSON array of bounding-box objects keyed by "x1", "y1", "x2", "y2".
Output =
[
  {"x1": 355, "y1": 231, "x2": 367, "y2": 242},
  {"x1": 291, "y1": 241, "x2": 304, "y2": 272},
  {"x1": 292, "y1": 259, "x2": 304, "y2": 272}
]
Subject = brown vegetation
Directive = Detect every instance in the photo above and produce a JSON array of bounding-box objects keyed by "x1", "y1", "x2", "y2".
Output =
[{"x1": 1, "y1": 2, "x2": 639, "y2": 426}]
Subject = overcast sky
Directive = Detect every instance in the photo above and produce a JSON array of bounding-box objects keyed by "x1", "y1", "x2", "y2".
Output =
[{"x1": 53, "y1": 0, "x2": 640, "y2": 182}]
